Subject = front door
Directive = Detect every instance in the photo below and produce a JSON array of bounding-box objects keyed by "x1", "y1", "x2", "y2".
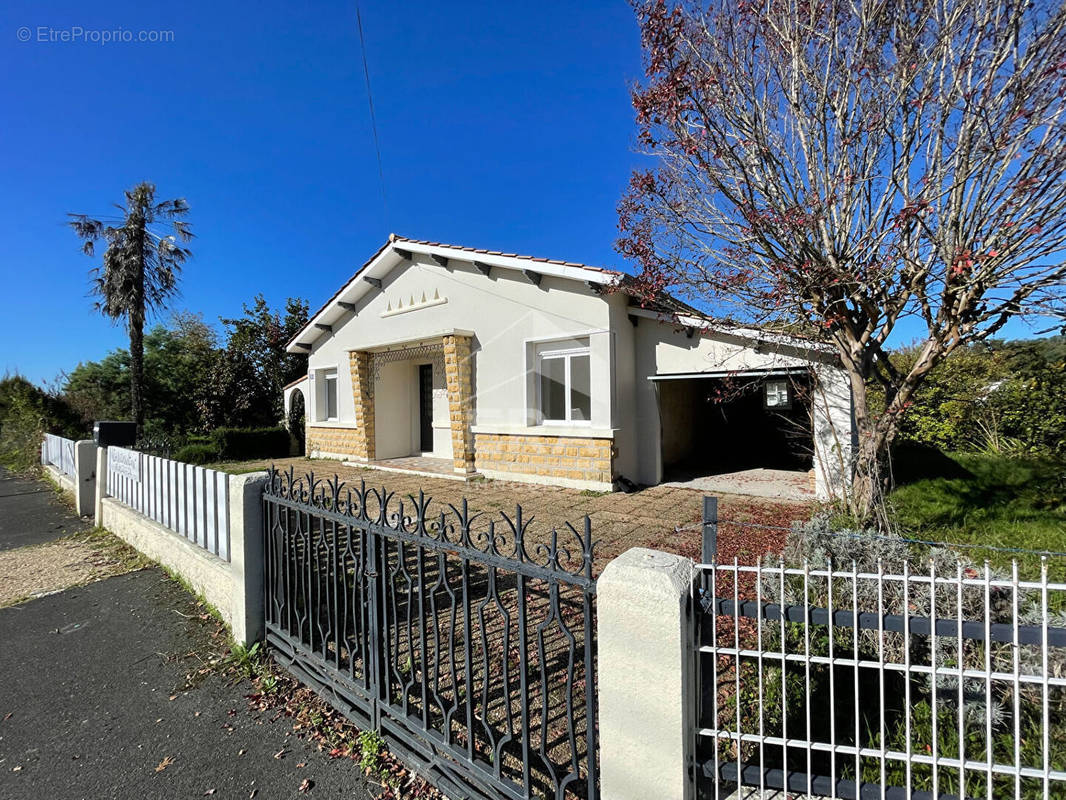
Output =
[{"x1": 418, "y1": 364, "x2": 433, "y2": 453}]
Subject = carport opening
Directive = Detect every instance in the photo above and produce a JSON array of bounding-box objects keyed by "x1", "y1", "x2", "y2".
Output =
[{"x1": 658, "y1": 372, "x2": 814, "y2": 482}]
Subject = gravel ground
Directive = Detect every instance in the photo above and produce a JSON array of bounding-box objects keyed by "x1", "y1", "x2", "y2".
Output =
[
  {"x1": 0, "y1": 466, "x2": 143, "y2": 609},
  {"x1": 0, "y1": 537, "x2": 139, "y2": 608}
]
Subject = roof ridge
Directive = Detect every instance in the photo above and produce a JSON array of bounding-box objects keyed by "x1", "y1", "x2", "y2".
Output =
[{"x1": 391, "y1": 234, "x2": 625, "y2": 276}]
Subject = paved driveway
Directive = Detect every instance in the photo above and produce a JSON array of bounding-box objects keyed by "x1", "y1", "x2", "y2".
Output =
[
  {"x1": 0, "y1": 467, "x2": 88, "y2": 552},
  {"x1": 215, "y1": 457, "x2": 814, "y2": 570}
]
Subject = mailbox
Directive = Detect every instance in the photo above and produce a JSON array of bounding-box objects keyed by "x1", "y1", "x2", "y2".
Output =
[{"x1": 93, "y1": 421, "x2": 137, "y2": 448}]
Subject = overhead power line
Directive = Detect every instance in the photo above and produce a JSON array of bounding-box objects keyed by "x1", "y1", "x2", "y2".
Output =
[{"x1": 355, "y1": 4, "x2": 388, "y2": 224}]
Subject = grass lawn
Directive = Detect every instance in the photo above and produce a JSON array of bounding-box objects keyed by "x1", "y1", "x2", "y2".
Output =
[{"x1": 888, "y1": 451, "x2": 1066, "y2": 581}]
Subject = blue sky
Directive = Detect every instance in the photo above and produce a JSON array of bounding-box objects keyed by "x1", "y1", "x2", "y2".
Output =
[
  {"x1": 0, "y1": 1, "x2": 1052, "y2": 387},
  {"x1": 0, "y1": 0, "x2": 643, "y2": 384}
]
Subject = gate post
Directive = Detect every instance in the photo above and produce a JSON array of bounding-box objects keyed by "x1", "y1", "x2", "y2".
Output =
[
  {"x1": 94, "y1": 445, "x2": 108, "y2": 524},
  {"x1": 74, "y1": 439, "x2": 98, "y2": 518},
  {"x1": 228, "y1": 471, "x2": 269, "y2": 646},
  {"x1": 597, "y1": 547, "x2": 695, "y2": 800}
]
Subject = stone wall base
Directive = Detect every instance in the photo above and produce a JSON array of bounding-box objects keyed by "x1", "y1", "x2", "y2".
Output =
[
  {"x1": 307, "y1": 426, "x2": 363, "y2": 459},
  {"x1": 474, "y1": 432, "x2": 613, "y2": 487}
]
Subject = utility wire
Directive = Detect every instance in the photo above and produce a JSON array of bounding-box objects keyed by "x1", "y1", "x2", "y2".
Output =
[{"x1": 355, "y1": 4, "x2": 388, "y2": 224}]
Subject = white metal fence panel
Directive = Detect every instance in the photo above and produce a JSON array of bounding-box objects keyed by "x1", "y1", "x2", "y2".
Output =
[
  {"x1": 43, "y1": 433, "x2": 76, "y2": 479},
  {"x1": 106, "y1": 446, "x2": 230, "y2": 561},
  {"x1": 693, "y1": 557, "x2": 1066, "y2": 799}
]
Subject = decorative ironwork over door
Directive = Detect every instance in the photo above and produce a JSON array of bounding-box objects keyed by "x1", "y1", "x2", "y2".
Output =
[{"x1": 262, "y1": 467, "x2": 599, "y2": 800}]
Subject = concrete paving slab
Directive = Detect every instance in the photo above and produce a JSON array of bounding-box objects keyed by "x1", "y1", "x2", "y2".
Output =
[{"x1": 661, "y1": 468, "x2": 815, "y2": 502}]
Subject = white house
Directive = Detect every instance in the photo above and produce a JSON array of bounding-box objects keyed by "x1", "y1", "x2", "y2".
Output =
[{"x1": 284, "y1": 235, "x2": 855, "y2": 500}]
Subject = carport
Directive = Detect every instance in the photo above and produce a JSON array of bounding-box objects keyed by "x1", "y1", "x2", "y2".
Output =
[{"x1": 652, "y1": 368, "x2": 815, "y2": 498}]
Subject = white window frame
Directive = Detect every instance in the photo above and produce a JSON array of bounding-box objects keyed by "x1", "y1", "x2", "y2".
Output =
[
  {"x1": 322, "y1": 369, "x2": 339, "y2": 421},
  {"x1": 536, "y1": 344, "x2": 591, "y2": 425},
  {"x1": 764, "y1": 378, "x2": 791, "y2": 410}
]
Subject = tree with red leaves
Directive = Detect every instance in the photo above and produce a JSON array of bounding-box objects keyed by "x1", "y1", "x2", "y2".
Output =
[{"x1": 619, "y1": 0, "x2": 1066, "y2": 519}]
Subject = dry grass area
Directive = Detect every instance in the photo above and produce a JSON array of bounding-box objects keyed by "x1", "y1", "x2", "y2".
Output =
[
  {"x1": 0, "y1": 530, "x2": 149, "y2": 608},
  {"x1": 215, "y1": 456, "x2": 814, "y2": 574}
]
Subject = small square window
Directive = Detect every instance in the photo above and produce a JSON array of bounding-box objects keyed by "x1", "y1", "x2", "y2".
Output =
[{"x1": 764, "y1": 379, "x2": 791, "y2": 410}]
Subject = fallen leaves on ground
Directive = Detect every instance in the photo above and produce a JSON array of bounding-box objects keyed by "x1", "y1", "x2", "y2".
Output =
[
  {"x1": 155, "y1": 755, "x2": 175, "y2": 773},
  {"x1": 240, "y1": 667, "x2": 441, "y2": 800}
]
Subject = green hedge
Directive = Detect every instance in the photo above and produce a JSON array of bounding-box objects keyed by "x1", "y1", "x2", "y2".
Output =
[
  {"x1": 173, "y1": 443, "x2": 219, "y2": 465},
  {"x1": 209, "y1": 426, "x2": 292, "y2": 461}
]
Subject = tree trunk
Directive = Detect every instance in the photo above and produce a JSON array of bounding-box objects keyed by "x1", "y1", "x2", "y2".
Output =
[
  {"x1": 851, "y1": 420, "x2": 892, "y2": 522},
  {"x1": 130, "y1": 215, "x2": 147, "y2": 434},
  {"x1": 129, "y1": 314, "x2": 144, "y2": 432},
  {"x1": 845, "y1": 368, "x2": 895, "y2": 523}
]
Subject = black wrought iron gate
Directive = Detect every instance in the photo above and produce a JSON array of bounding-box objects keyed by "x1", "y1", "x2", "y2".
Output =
[{"x1": 262, "y1": 467, "x2": 599, "y2": 800}]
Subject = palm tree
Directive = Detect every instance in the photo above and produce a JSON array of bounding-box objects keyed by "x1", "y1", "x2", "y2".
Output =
[{"x1": 69, "y1": 182, "x2": 193, "y2": 431}]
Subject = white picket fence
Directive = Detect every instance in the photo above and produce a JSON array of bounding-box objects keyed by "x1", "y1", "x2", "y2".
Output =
[
  {"x1": 43, "y1": 433, "x2": 76, "y2": 479},
  {"x1": 106, "y1": 446, "x2": 231, "y2": 561}
]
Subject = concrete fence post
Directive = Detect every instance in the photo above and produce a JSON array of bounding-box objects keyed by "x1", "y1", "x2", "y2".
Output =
[
  {"x1": 228, "y1": 471, "x2": 268, "y2": 646},
  {"x1": 74, "y1": 439, "x2": 97, "y2": 518},
  {"x1": 597, "y1": 547, "x2": 696, "y2": 800},
  {"x1": 94, "y1": 446, "x2": 108, "y2": 524}
]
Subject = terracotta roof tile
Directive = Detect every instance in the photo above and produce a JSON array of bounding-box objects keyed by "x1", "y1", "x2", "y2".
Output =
[{"x1": 282, "y1": 375, "x2": 308, "y2": 390}]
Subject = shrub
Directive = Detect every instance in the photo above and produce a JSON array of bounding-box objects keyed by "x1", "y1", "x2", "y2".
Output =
[
  {"x1": 209, "y1": 426, "x2": 292, "y2": 461},
  {"x1": 889, "y1": 337, "x2": 1066, "y2": 459},
  {"x1": 173, "y1": 443, "x2": 219, "y2": 465},
  {"x1": 0, "y1": 375, "x2": 85, "y2": 473}
]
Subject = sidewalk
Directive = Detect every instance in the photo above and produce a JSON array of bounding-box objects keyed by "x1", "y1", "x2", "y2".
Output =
[
  {"x1": 0, "y1": 473, "x2": 376, "y2": 800},
  {"x1": 0, "y1": 467, "x2": 88, "y2": 551}
]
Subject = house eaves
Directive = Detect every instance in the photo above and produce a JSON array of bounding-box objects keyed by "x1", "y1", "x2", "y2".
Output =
[
  {"x1": 627, "y1": 307, "x2": 837, "y2": 364},
  {"x1": 286, "y1": 234, "x2": 625, "y2": 353}
]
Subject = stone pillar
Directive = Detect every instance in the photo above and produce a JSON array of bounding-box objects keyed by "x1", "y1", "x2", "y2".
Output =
[
  {"x1": 74, "y1": 439, "x2": 97, "y2": 518},
  {"x1": 348, "y1": 350, "x2": 376, "y2": 461},
  {"x1": 228, "y1": 471, "x2": 269, "y2": 646},
  {"x1": 442, "y1": 334, "x2": 475, "y2": 474},
  {"x1": 598, "y1": 548, "x2": 696, "y2": 800},
  {"x1": 94, "y1": 445, "x2": 108, "y2": 524}
]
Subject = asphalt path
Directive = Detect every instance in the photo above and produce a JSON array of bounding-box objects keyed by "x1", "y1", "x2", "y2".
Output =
[
  {"x1": 0, "y1": 467, "x2": 89, "y2": 551},
  {"x1": 0, "y1": 472, "x2": 376, "y2": 800}
]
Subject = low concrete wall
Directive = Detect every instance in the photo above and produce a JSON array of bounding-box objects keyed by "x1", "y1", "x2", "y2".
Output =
[
  {"x1": 43, "y1": 463, "x2": 77, "y2": 503},
  {"x1": 96, "y1": 464, "x2": 268, "y2": 645},
  {"x1": 101, "y1": 496, "x2": 234, "y2": 628},
  {"x1": 42, "y1": 438, "x2": 97, "y2": 517}
]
